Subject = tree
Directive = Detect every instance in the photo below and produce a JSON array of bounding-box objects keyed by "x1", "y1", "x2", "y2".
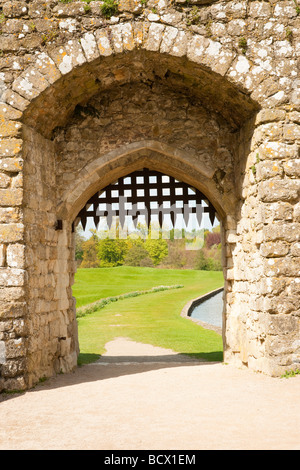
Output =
[
  {"x1": 75, "y1": 226, "x2": 85, "y2": 264},
  {"x1": 160, "y1": 240, "x2": 187, "y2": 269},
  {"x1": 97, "y1": 237, "x2": 128, "y2": 267},
  {"x1": 80, "y1": 230, "x2": 100, "y2": 268},
  {"x1": 144, "y1": 238, "x2": 168, "y2": 266},
  {"x1": 205, "y1": 231, "x2": 221, "y2": 249},
  {"x1": 195, "y1": 250, "x2": 209, "y2": 270},
  {"x1": 124, "y1": 240, "x2": 152, "y2": 267}
]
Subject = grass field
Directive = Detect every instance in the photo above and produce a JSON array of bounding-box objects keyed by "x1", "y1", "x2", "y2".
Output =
[{"x1": 73, "y1": 266, "x2": 224, "y2": 364}]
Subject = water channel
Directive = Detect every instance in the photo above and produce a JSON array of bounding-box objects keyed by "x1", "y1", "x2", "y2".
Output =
[{"x1": 190, "y1": 289, "x2": 223, "y2": 328}]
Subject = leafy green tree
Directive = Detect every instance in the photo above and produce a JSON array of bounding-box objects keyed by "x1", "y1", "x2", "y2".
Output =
[
  {"x1": 75, "y1": 226, "x2": 85, "y2": 263},
  {"x1": 160, "y1": 240, "x2": 187, "y2": 269},
  {"x1": 80, "y1": 230, "x2": 100, "y2": 268},
  {"x1": 124, "y1": 240, "x2": 152, "y2": 267},
  {"x1": 195, "y1": 250, "x2": 209, "y2": 270},
  {"x1": 97, "y1": 238, "x2": 128, "y2": 267},
  {"x1": 144, "y1": 238, "x2": 168, "y2": 266}
]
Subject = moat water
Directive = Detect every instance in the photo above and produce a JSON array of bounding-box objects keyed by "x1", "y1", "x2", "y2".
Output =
[{"x1": 190, "y1": 290, "x2": 223, "y2": 328}]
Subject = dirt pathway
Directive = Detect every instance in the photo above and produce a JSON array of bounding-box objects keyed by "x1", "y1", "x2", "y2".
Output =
[{"x1": 0, "y1": 338, "x2": 299, "y2": 450}]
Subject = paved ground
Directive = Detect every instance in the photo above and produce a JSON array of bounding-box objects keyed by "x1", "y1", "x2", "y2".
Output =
[{"x1": 0, "y1": 338, "x2": 299, "y2": 450}]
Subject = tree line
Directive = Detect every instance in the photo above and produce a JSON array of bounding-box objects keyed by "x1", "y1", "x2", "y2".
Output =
[{"x1": 75, "y1": 224, "x2": 222, "y2": 271}]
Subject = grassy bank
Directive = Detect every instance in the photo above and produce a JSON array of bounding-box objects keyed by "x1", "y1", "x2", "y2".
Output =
[{"x1": 73, "y1": 266, "x2": 224, "y2": 364}]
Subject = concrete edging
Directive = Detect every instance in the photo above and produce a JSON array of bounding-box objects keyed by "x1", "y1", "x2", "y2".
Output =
[{"x1": 181, "y1": 287, "x2": 224, "y2": 335}]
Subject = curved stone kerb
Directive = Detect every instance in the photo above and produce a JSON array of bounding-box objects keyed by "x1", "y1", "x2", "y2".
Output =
[
  {"x1": 9, "y1": 21, "x2": 258, "y2": 110},
  {"x1": 57, "y1": 141, "x2": 229, "y2": 223}
]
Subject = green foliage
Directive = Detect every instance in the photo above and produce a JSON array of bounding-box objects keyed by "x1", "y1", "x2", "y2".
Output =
[
  {"x1": 195, "y1": 241, "x2": 222, "y2": 271},
  {"x1": 75, "y1": 223, "x2": 222, "y2": 270},
  {"x1": 281, "y1": 368, "x2": 300, "y2": 378},
  {"x1": 38, "y1": 376, "x2": 48, "y2": 383},
  {"x1": 144, "y1": 238, "x2": 168, "y2": 266},
  {"x1": 286, "y1": 28, "x2": 293, "y2": 44},
  {"x1": 124, "y1": 240, "x2": 153, "y2": 267},
  {"x1": 100, "y1": 0, "x2": 119, "y2": 18},
  {"x1": 238, "y1": 37, "x2": 247, "y2": 55},
  {"x1": 251, "y1": 164, "x2": 256, "y2": 175},
  {"x1": 41, "y1": 29, "x2": 58, "y2": 45},
  {"x1": 293, "y1": 0, "x2": 300, "y2": 15},
  {"x1": 160, "y1": 240, "x2": 187, "y2": 269},
  {"x1": 97, "y1": 237, "x2": 128, "y2": 267},
  {"x1": 80, "y1": 231, "x2": 100, "y2": 268},
  {"x1": 190, "y1": 6, "x2": 200, "y2": 24},
  {"x1": 75, "y1": 227, "x2": 85, "y2": 262}
]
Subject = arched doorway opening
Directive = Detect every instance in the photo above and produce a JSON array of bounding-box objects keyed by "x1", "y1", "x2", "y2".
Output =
[
  {"x1": 71, "y1": 166, "x2": 225, "y2": 365},
  {"x1": 17, "y1": 44, "x2": 263, "y2": 389}
]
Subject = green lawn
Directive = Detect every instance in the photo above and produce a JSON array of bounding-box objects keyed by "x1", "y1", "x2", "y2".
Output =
[{"x1": 73, "y1": 266, "x2": 224, "y2": 364}]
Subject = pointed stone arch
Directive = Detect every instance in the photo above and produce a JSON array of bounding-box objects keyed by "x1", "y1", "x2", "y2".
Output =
[
  {"x1": 0, "y1": 13, "x2": 299, "y2": 391},
  {"x1": 57, "y1": 140, "x2": 230, "y2": 223}
]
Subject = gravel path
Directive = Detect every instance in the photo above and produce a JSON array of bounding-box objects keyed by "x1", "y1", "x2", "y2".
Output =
[{"x1": 0, "y1": 338, "x2": 299, "y2": 450}]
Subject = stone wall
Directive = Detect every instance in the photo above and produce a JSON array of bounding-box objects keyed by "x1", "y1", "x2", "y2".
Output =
[{"x1": 0, "y1": 0, "x2": 299, "y2": 390}]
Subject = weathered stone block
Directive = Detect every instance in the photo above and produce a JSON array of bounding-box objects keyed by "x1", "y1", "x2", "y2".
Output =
[
  {"x1": 0, "y1": 103, "x2": 22, "y2": 121},
  {"x1": 0, "y1": 268, "x2": 25, "y2": 287},
  {"x1": 263, "y1": 223, "x2": 300, "y2": 243},
  {"x1": 249, "y1": 1, "x2": 272, "y2": 18},
  {"x1": 258, "y1": 142, "x2": 299, "y2": 160},
  {"x1": 3, "y1": 1, "x2": 28, "y2": 17},
  {"x1": 0, "y1": 357, "x2": 26, "y2": 377},
  {"x1": 294, "y1": 202, "x2": 300, "y2": 222},
  {"x1": 48, "y1": 40, "x2": 86, "y2": 75},
  {"x1": 266, "y1": 314, "x2": 298, "y2": 336},
  {"x1": 0, "y1": 301, "x2": 26, "y2": 319},
  {"x1": 169, "y1": 30, "x2": 188, "y2": 57},
  {"x1": 0, "y1": 173, "x2": 10, "y2": 189},
  {"x1": 118, "y1": 0, "x2": 143, "y2": 14},
  {"x1": 291, "y1": 242, "x2": 300, "y2": 257},
  {"x1": 5, "y1": 338, "x2": 26, "y2": 359},
  {"x1": 265, "y1": 257, "x2": 300, "y2": 277},
  {"x1": 145, "y1": 22, "x2": 165, "y2": 51},
  {"x1": 122, "y1": 23, "x2": 135, "y2": 51},
  {"x1": 80, "y1": 32, "x2": 100, "y2": 62},
  {"x1": 262, "y1": 202, "x2": 294, "y2": 223},
  {"x1": 283, "y1": 159, "x2": 300, "y2": 178},
  {"x1": 0, "y1": 138, "x2": 22, "y2": 157},
  {"x1": 259, "y1": 179, "x2": 300, "y2": 202},
  {"x1": 0, "y1": 188, "x2": 23, "y2": 206},
  {"x1": 256, "y1": 161, "x2": 283, "y2": 181},
  {"x1": 12, "y1": 67, "x2": 50, "y2": 101},
  {"x1": 260, "y1": 241, "x2": 290, "y2": 258},
  {"x1": 95, "y1": 28, "x2": 114, "y2": 56},
  {"x1": 1, "y1": 90, "x2": 30, "y2": 112},
  {"x1": 35, "y1": 53, "x2": 62, "y2": 85},
  {"x1": 160, "y1": 26, "x2": 178, "y2": 54},
  {"x1": 0, "y1": 224, "x2": 24, "y2": 243},
  {"x1": 283, "y1": 123, "x2": 300, "y2": 142},
  {"x1": 53, "y1": 1, "x2": 85, "y2": 17},
  {"x1": 7, "y1": 243, "x2": 25, "y2": 268}
]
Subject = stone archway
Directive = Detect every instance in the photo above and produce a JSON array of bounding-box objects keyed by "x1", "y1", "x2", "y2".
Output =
[{"x1": 0, "y1": 5, "x2": 299, "y2": 390}]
